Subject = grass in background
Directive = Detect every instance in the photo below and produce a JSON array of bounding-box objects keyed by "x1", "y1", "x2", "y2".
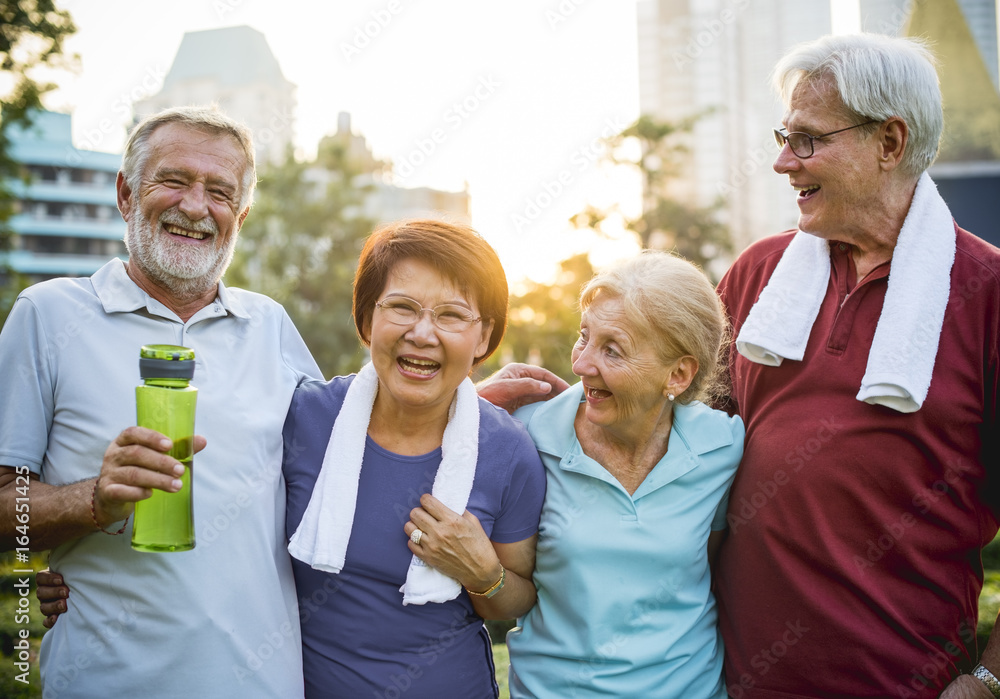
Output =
[
  {"x1": 492, "y1": 641, "x2": 511, "y2": 699},
  {"x1": 979, "y1": 536, "x2": 1000, "y2": 649}
]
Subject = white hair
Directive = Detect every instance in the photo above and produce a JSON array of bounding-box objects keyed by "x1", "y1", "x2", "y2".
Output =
[
  {"x1": 579, "y1": 250, "x2": 728, "y2": 405},
  {"x1": 122, "y1": 105, "x2": 257, "y2": 211},
  {"x1": 772, "y1": 33, "x2": 943, "y2": 176}
]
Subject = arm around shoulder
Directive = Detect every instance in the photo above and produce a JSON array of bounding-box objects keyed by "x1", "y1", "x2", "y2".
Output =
[{"x1": 477, "y1": 363, "x2": 570, "y2": 414}]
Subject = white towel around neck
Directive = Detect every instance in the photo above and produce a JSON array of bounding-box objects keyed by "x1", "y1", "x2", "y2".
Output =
[
  {"x1": 735, "y1": 172, "x2": 956, "y2": 413},
  {"x1": 287, "y1": 362, "x2": 480, "y2": 605}
]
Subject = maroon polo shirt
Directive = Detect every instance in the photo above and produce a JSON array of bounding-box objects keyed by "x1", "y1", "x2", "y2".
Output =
[{"x1": 716, "y1": 227, "x2": 1000, "y2": 698}]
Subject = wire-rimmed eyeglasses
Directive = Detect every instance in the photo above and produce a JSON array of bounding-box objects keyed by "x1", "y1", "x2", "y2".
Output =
[
  {"x1": 773, "y1": 120, "x2": 879, "y2": 159},
  {"x1": 375, "y1": 296, "x2": 482, "y2": 333}
]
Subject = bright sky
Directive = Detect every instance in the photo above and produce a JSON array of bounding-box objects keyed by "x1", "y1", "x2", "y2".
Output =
[{"x1": 45, "y1": 0, "x2": 861, "y2": 284}]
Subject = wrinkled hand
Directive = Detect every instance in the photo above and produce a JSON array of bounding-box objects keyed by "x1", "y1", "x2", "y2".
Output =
[
  {"x1": 93, "y1": 427, "x2": 207, "y2": 527},
  {"x1": 476, "y1": 363, "x2": 570, "y2": 414},
  {"x1": 36, "y1": 569, "x2": 69, "y2": 629},
  {"x1": 940, "y1": 673, "x2": 996, "y2": 698},
  {"x1": 404, "y1": 494, "x2": 499, "y2": 591}
]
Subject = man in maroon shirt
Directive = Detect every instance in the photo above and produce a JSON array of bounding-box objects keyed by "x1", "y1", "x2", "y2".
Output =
[{"x1": 715, "y1": 33, "x2": 1000, "y2": 698}]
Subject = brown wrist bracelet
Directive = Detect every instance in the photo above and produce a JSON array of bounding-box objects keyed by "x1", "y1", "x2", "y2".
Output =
[{"x1": 91, "y1": 480, "x2": 129, "y2": 535}]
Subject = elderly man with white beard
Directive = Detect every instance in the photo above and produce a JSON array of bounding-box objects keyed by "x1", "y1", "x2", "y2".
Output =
[{"x1": 0, "y1": 106, "x2": 321, "y2": 697}]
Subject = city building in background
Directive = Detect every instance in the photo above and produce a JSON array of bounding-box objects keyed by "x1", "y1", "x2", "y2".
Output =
[
  {"x1": 1, "y1": 111, "x2": 126, "y2": 284},
  {"x1": 132, "y1": 25, "x2": 297, "y2": 166},
  {"x1": 2, "y1": 26, "x2": 470, "y2": 287},
  {"x1": 137, "y1": 26, "x2": 469, "y2": 223},
  {"x1": 636, "y1": 0, "x2": 1000, "y2": 252},
  {"x1": 313, "y1": 112, "x2": 471, "y2": 224},
  {"x1": 636, "y1": 0, "x2": 830, "y2": 253}
]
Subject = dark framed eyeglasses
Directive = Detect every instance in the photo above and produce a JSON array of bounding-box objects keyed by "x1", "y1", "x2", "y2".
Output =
[
  {"x1": 773, "y1": 120, "x2": 879, "y2": 159},
  {"x1": 375, "y1": 296, "x2": 482, "y2": 333}
]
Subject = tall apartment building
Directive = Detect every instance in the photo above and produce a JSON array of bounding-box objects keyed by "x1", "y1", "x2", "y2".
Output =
[
  {"x1": 132, "y1": 25, "x2": 296, "y2": 166},
  {"x1": 636, "y1": 0, "x2": 831, "y2": 252},
  {"x1": 2, "y1": 111, "x2": 126, "y2": 283}
]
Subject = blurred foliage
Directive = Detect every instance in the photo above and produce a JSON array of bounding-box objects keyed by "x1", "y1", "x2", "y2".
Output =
[
  {"x1": 226, "y1": 137, "x2": 377, "y2": 378},
  {"x1": 0, "y1": 266, "x2": 30, "y2": 327},
  {"x1": 572, "y1": 113, "x2": 732, "y2": 282},
  {"x1": 0, "y1": 0, "x2": 77, "y2": 326},
  {"x1": 0, "y1": 551, "x2": 49, "y2": 698},
  {"x1": 493, "y1": 252, "x2": 594, "y2": 385},
  {"x1": 980, "y1": 570, "x2": 1000, "y2": 652},
  {"x1": 980, "y1": 536, "x2": 1000, "y2": 650}
]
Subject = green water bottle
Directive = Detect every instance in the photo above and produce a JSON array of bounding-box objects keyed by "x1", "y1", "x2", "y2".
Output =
[{"x1": 131, "y1": 344, "x2": 197, "y2": 552}]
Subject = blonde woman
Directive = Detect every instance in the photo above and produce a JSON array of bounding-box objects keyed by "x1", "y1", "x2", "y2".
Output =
[{"x1": 504, "y1": 251, "x2": 743, "y2": 698}]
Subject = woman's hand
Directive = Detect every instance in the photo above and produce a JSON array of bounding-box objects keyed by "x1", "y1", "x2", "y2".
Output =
[
  {"x1": 404, "y1": 494, "x2": 499, "y2": 590},
  {"x1": 405, "y1": 494, "x2": 539, "y2": 620}
]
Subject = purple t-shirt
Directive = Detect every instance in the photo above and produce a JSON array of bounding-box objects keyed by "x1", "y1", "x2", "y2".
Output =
[{"x1": 283, "y1": 375, "x2": 546, "y2": 699}]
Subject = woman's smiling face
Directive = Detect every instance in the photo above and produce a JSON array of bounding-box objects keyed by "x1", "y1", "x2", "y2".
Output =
[
  {"x1": 571, "y1": 293, "x2": 673, "y2": 433},
  {"x1": 369, "y1": 257, "x2": 493, "y2": 416}
]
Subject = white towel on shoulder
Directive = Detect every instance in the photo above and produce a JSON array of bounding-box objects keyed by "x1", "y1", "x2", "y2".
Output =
[
  {"x1": 287, "y1": 362, "x2": 480, "y2": 605},
  {"x1": 735, "y1": 172, "x2": 956, "y2": 413}
]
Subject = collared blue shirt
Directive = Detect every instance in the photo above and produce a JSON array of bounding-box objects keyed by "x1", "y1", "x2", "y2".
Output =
[{"x1": 507, "y1": 382, "x2": 743, "y2": 699}]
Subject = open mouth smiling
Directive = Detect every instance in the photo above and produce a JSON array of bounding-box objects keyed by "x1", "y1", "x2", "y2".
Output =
[
  {"x1": 397, "y1": 356, "x2": 440, "y2": 376},
  {"x1": 164, "y1": 223, "x2": 210, "y2": 240},
  {"x1": 586, "y1": 386, "x2": 612, "y2": 400}
]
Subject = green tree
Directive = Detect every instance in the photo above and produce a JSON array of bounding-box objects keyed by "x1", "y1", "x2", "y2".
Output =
[
  {"x1": 226, "y1": 137, "x2": 377, "y2": 378},
  {"x1": 496, "y1": 252, "x2": 594, "y2": 384},
  {"x1": 0, "y1": 0, "x2": 76, "y2": 325},
  {"x1": 573, "y1": 114, "x2": 732, "y2": 280}
]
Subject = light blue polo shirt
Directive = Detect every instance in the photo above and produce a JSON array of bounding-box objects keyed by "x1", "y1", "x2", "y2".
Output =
[
  {"x1": 507, "y1": 382, "x2": 743, "y2": 699},
  {"x1": 0, "y1": 259, "x2": 321, "y2": 698}
]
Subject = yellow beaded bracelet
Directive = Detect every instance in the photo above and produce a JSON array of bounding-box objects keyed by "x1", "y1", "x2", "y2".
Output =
[{"x1": 466, "y1": 566, "x2": 505, "y2": 598}]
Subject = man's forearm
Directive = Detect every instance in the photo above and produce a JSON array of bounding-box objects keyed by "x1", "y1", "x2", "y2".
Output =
[
  {"x1": 1, "y1": 471, "x2": 102, "y2": 551},
  {"x1": 941, "y1": 613, "x2": 1000, "y2": 698},
  {"x1": 975, "y1": 620, "x2": 1000, "y2": 691}
]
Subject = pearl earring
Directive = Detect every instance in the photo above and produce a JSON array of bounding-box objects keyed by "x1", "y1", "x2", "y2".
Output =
[{"x1": 668, "y1": 393, "x2": 675, "y2": 402}]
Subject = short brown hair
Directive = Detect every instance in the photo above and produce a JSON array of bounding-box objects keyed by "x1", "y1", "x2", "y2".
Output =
[
  {"x1": 579, "y1": 250, "x2": 728, "y2": 404},
  {"x1": 353, "y1": 219, "x2": 508, "y2": 366}
]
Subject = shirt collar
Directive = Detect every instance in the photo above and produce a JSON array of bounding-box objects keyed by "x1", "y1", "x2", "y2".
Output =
[
  {"x1": 215, "y1": 281, "x2": 250, "y2": 319},
  {"x1": 92, "y1": 259, "x2": 250, "y2": 320}
]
